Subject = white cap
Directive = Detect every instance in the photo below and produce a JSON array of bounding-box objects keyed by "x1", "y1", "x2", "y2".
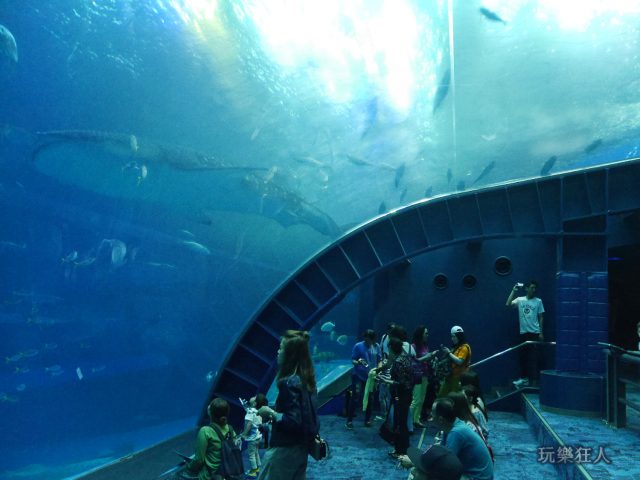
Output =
[{"x1": 451, "y1": 326, "x2": 464, "y2": 334}]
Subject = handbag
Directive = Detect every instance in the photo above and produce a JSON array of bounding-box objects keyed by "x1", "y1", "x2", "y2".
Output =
[
  {"x1": 308, "y1": 434, "x2": 330, "y2": 461},
  {"x1": 302, "y1": 388, "x2": 329, "y2": 461},
  {"x1": 378, "y1": 420, "x2": 395, "y2": 445}
]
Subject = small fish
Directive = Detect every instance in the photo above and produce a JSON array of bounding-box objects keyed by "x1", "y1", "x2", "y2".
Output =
[
  {"x1": 481, "y1": 133, "x2": 497, "y2": 141},
  {"x1": 0, "y1": 393, "x2": 19, "y2": 403},
  {"x1": 320, "y1": 321, "x2": 335, "y2": 332},
  {"x1": 45, "y1": 365, "x2": 63, "y2": 375},
  {"x1": 447, "y1": 168, "x2": 452, "y2": 184},
  {"x1": 360, "y1": 96, "x2": 379, "y2": 139},
  {"x1": 15, "y1": 384, "x2": 26, "y2": 392},
  {"x1": 182, "y1": 241, "x2": 211, "y2": 256},
  {"x1": 0, "y1": 240, "x2": 26, "y2": 249},
  {"x1": 20, "y1": 349, "x2": 39, "y2": 358},
  {"x1": 395, "y1": 163, "x2": 406, "y2": 188},
  {"x1": 137, "y1": 165, "x2": 148, "y2": 185},
  {"x1": 329, "y1": 331, "x2": 336, "y2": 341},
  {"x1": 14, "y1": 367, "x2": 29, "y2": 374},
  {"x1": 346, "y1": 154, "x2": 373, "y2": 167},
  {"x1": 336, "y1": 335, "x2": 348, "y2": 346},
  {"x1": 433, "y1": 68, "x2": 451, "y2": 115},
  {"x1": 0, "y1": 24, "x2": 18, "y2": 64},
  {"x1": 250, "y1": 127, "x2": 261, "y2": 141},
  {"x1": 479, "y1": 7, "x2": 507, "y2": 24},
  {"x1": 399, "y1": 187, "x2": 408, "y2": 203},
  {"x1": 424, "y1": 186, "x2": 433, "y2": 197},
  {"x1": 264, "y1": 165, "x2": 278, "y2": 182},
  {"x1": 584, "y1": 139, "x2": 602, "y2": 154},
  {"x1": 205, "y1": 371, "x2": 215, "y2": 382},
  {"x1": 472, "y1": 161, "x2": 496, "y2": 185},
  {"x1": 540, "y1": 156, "x2": 557, "y2": 176},
  {"x1": 129, "y1": 134, "x2": 139, "y2": 153},
  {"x1": 76, "y1": 367, "x2": 84, "y2": 380},
  {"x1": 61, "y1": 251, "x2": 78, "y2": 263},
  {"x1": 44, "y1": 343, "x2": 58, "y2": 350},
  {"x1": 5, "y1": 353, "x2": 23, "y2": 363},
  {"x1": 90, "y1": 365, "x2": 106, "y2": 373},
  {"x1": 378, "y1": 202, "x2": 388, "y2": 214},
  {"x1": 179, "y1": 229, "x2": 195, "y2": 238},
  {"x1": 456, "y1": 180, "x2": 466, "y2": 191},
  {"x1": 295, "y1": 155, "x2": 327, "y2": 168},
  {"x1": 146, "y1": 262, "x2": 177, "y2": 270}
]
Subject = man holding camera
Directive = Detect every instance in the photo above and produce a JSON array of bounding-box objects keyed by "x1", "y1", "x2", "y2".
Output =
[{"x1": 506, "y1": 280, "x2": 545, "y2": 387}]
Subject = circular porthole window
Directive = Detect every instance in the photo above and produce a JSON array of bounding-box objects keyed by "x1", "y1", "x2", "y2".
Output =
[
  {"x1": 433, "y1": 273, "x2": 448, "y2": 290},
  {"x1": 494, "y1": 256, "x2": 512, "y2": 276},
  {"x1": 462, "y1": 274, "x2": 477, "y2": 290}
]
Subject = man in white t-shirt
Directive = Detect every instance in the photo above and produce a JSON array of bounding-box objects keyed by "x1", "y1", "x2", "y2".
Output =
[{"x1": 506, "y1": 280, "x2": 545, "y2": 387}]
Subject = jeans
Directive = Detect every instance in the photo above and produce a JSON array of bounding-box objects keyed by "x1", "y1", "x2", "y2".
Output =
[{"x1": 345, "y1": 378, "x2": 372, "y2": 422}]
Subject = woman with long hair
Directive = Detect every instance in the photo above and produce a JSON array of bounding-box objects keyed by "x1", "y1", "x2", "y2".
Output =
[
  {"x1": 377, "y1": 336, "x2": 413, "y2": 458},
  {"x1": 184, "y1": 398, "x2": 238, "y2": 480},
  {"x1": 410, "y1": 325, "x2": 436, "y2": 428},
  {"x1": 257, "y1": 330, "x2": 318, "y2": 480}
]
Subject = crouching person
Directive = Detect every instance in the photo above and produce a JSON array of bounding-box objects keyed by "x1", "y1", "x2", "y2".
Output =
[{"x1": 183, "y1": 397, "x2": 243, "y2": 480}]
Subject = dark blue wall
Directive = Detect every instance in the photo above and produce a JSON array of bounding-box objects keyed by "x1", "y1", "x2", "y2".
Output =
[{"x1": 372, "y1": 237, "x2": 558, "y2": 389}]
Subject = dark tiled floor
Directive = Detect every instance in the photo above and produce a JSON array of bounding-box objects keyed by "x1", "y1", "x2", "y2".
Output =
[
  {"x1": 525, "y1": 390, "x2": 640, "y2": 480},
  {"x1": 307, "y1": 409, "x2": 557, "y2": 480}
]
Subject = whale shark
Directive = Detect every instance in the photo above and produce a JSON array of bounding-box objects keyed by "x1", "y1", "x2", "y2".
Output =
[
  {"x1": 23, "y1": 128, "x2": 341, "y2": 237},
  {"x1": 32, "y1": 130, "x2": 264, "y2": 171},
  {"x1": 242, "y1": 171, "x2": 341, "y2": 237}
]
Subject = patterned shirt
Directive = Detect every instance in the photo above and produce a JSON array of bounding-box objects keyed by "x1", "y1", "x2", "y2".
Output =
[{"x1": 390, "y1": 352, "x2": 413, "y2": 392}]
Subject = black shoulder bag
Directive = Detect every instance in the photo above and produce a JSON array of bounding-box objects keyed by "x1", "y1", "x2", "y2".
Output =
[{"x1": 303, "y1": 388, "x2": 330, "y2": 461}]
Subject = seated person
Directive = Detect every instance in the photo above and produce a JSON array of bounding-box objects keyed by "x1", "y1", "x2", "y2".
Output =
[
  {"x1": 402, "y1": 444, "x2": 463, "y2": 480},
  {"x1": 183, "y1": 398, "x2": 238, "y2": 480},
  {"x1": 409, "y1": 398, "x2": 493, "y2": 480}
]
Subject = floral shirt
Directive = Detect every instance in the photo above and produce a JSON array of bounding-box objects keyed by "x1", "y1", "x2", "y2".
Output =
[{"x1": 390, "y1": 352, "x2": 413, "y2": 392}]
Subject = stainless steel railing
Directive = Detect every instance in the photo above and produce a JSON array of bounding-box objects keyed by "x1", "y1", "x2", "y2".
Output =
[
  {"x1": 599, "y1": 342, "x2": 640, "y2": 428},
  {"x1": 471, "y1": 340, "x2": 557, "y2": 369}
]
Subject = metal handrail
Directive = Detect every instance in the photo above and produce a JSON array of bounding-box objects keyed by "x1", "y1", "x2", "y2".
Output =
[
  {"x1": 471, "y1": 340, "x2": 557, "y2": 368},
  {"x1": 602, "y1": 342, "x2": 640, "y2": 428}
]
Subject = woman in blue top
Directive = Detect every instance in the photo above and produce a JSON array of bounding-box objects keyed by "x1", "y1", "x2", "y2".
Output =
[{"x1": 257, "y1": 330, "x2": 318, "y2": 480}]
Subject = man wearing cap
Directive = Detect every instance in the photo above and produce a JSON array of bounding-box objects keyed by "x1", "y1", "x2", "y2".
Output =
[
  {"x1": 400, "y1": 397, "x2": 493, "y2": 479},
  {"x1": 437, "y1": 326, "x2": 471, "y2": 398}
]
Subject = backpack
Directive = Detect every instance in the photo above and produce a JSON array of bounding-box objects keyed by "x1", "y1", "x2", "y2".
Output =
[
  {"x1": 209, "y1": 424, "x2": 245, "y2": 480},
  {"x1": 431, "y1": 350, "x2": 452, "y2": 381}
]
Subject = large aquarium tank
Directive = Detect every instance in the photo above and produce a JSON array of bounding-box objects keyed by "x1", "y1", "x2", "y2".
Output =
[{"x1": 1, "y1": 1, "x2": 640, "y2": 479}]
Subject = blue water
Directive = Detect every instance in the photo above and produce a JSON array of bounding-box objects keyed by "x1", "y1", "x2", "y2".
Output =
[{"x1": 2, "y1": 1, "x2": 640, "y2": 479}]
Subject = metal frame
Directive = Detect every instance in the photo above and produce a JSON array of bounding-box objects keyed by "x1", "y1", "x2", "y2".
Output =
[{"x1": 203, "y1": 158, "x2": 640, "y2": 425}]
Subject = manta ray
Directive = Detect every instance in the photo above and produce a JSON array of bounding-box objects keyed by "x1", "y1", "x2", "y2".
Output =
[{"x1": 32, "y1": 129, "x2": 264, "y2": 171}]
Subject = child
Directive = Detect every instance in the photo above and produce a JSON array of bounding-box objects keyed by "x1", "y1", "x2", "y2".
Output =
[{"x1": 240, "y1": 393, "x2": 268, "y2": 478}]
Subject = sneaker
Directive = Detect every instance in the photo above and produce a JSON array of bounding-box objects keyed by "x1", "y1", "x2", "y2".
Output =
[
  {"x1": 512, "y1": 378, "x2": 529, "y2": 388},
  {"x1": 345, "y1": 421, "x2": 354, "y2": 430}
]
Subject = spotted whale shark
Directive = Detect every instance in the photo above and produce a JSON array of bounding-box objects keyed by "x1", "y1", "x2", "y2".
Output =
[
  {"x1": 32, "y1": 129, "x2": 262, "y2": 171},
  {"x1": 27, "y1": 129, "x2": 341, "y2": 237}
]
